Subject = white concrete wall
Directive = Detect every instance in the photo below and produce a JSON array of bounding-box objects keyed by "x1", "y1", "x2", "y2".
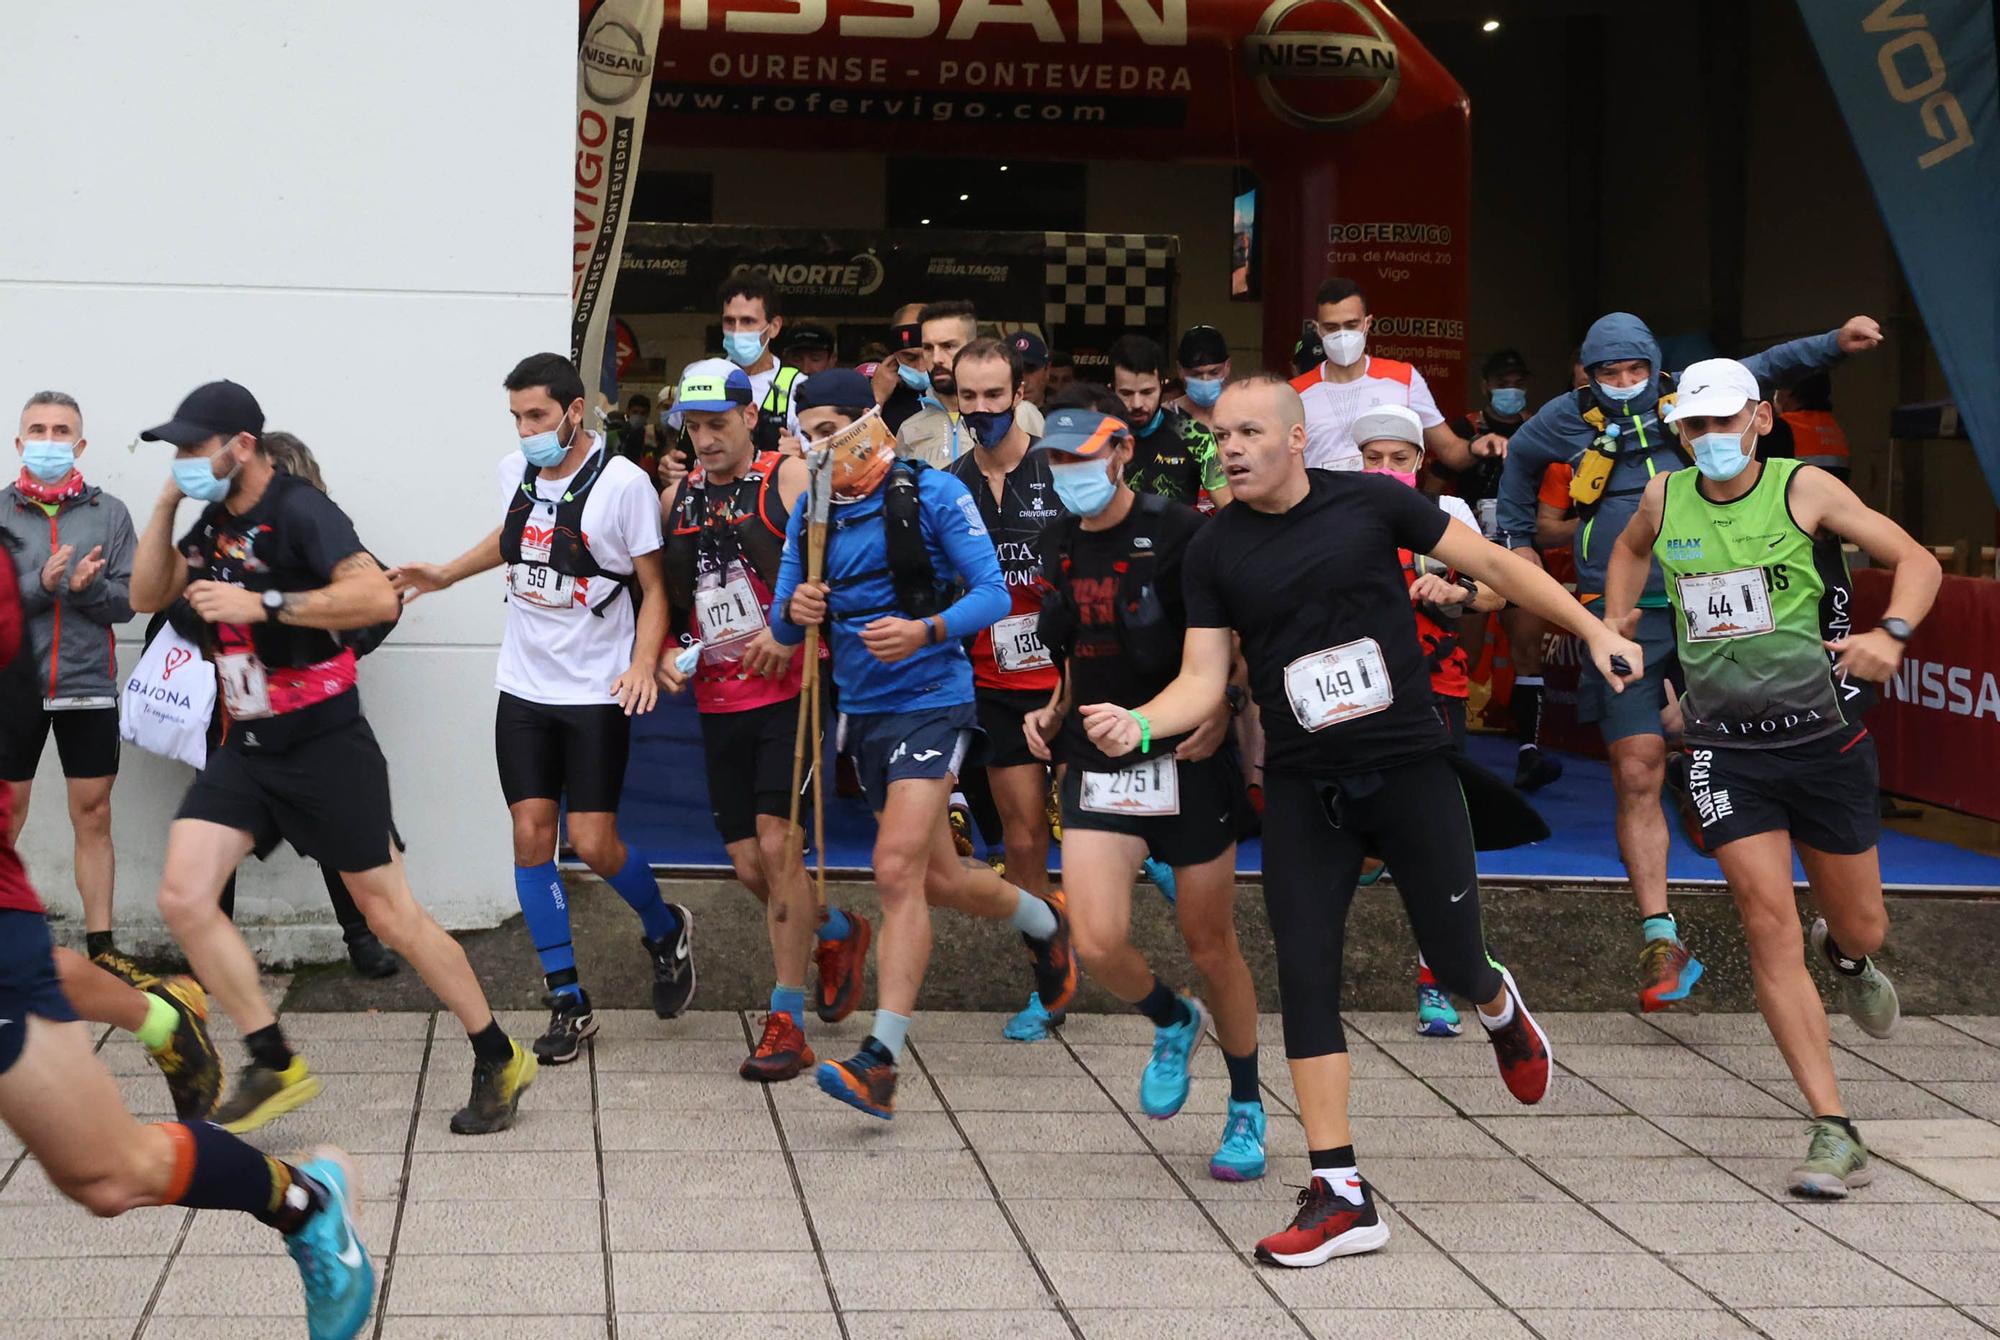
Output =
[{"x1": 1, "y1": 3, "x2": 575, "y2": 957}]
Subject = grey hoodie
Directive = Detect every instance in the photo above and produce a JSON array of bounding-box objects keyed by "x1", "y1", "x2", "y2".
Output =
[
  {"x1": 1495, "y1": 312, "x2": 1844, "y2": 602},
  {"x1": 2, "y1": 481, "x2": 137, "y2": 706}
]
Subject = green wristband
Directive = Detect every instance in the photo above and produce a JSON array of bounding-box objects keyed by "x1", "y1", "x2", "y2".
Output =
[{"x1": 1132, "y1": 711, "x2": 1151, "y2": 754}]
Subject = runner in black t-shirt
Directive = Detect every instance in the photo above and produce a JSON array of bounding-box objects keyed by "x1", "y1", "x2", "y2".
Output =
[
  {"x1": 1020, "y1": 407, "x2": 1267, "y2": 1183},
  {"x1": 131, "y1": 380, "x2": 534, "y2": 1139},
  {"x1": 1081, "y1": 374, "x2": 1641, "y2": 1270}
]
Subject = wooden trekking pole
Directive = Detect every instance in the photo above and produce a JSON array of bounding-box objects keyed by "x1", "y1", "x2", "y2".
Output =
[{"x1": 787, "y1": 447, "x2": 833, "y2": 909}]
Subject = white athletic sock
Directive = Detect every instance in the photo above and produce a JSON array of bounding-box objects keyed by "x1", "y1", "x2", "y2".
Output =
[
  {"x1": 1312, "y1": 1166, "x2": 1366, "y2": 1205},
  {"x1": 1478, "y1": 991, "x2": 1517, "y2": 1031},
  {"x1": 1009, "y1": 886, "x2": 1058, "y2": 940},
  {"x1": 870, "y1": 1010, "x2": 912, "y2": 1060}
]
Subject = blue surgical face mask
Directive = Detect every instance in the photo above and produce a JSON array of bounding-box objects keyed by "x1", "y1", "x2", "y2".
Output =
[
  {"x1": 1596, "y1": 378, "x2": 1647, "y2": 403},
  {"x1": 1489, "y1": 386, "x2": 1527, "y2": 416},
  {"x1": 520, "y1": 414, "x2": 576, "y2": 469},
  {"x1": 1050, "y1": 457, "x2": 1118, "y2": 517},
  {"x1": 21, "y1": 439, "x2": 76, "y2": 483},
  {"x1": 1185, "y1": 377, "x2": 1224, "y2": 409},
  {"x1": 723, "y1": 329, "x2": 768, "y2": 368},
  {"x1": 173, "y1": 449, "x2": 237, "y2": 503},
  {"x1": 897, "y1": 362, "x2": 931, "y2": 393},
  {"x1": 1690, "y1": 422, "x2": 1756, "y2": 482},
  {"x1": 963, "y1": 409, "x2": 1015, "y2": 451}
]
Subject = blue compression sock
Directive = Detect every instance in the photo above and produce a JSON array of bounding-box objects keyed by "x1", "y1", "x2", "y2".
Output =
[
  {"x1": 607, "y1": 848, "x2": 679, "y2": 942},
  {"x1": 1009, "y1": 886, "x2": 1058, "y2": 940},
  {"x1": 1641, "y1": 914, "x2": 1680, "y2": 946},
  {"x1": 870, "y1": 1010, "x2": 912, "y2": 1061},
  {"x1": 513, "y1": 861, "x2": 579, "y2": 997},
  {"x1": 771, "y1": 984, "x2": 806, "y2": 1028},
  {"x1": 816, "y1": 906, "x2": 852, "y2": 942}
]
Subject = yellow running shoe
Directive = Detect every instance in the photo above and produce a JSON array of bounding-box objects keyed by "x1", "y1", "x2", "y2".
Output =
[
  {"x1": 450, "y1": 1040, "x2": 538, "y2": 1135},
  {"x1": 217, "y1": 1055, "x2": 322, "y2": 1133},
  {"x1": 145, "y1": 976, "x2": 223, "y2": 1122}
]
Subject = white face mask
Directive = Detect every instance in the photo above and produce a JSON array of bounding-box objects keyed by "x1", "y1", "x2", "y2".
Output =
[{"x1": 1321, "y1": 328, "x2": 1367, "y2": 368}]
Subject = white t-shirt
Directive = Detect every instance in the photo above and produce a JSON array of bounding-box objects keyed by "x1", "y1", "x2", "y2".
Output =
[
  {"x1": 494, "y1": 436, "x2": 664, "y2": 706},
  {"x1": 1295, "y1": 357, "x2": 1445, "y2": 471}
]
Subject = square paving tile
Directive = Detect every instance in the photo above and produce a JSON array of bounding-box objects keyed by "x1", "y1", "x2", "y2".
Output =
[
  {"x1": 1738, "y1": 1307, "x2": 1997, "y2": 1340},
  {"x1": 953, "y1": 1111, "x2": 1150, "y2": 1154},
  {"x1": 1873, "y1": 1252, "x2": 2000, "y2": 1304},
  {"x1": 605, "y1": 1195, "x2": 813, "y2": 1253},
  {"x1": 384, "y1": 1251, "x2": 606, "y2": 1314},
  {"x1": 929, "y1": 1073, "x2": 1116, "y2": 1112},
  {"x1": 1588, "y1": 1075, "x2": 1798, "y2": 1118},
  {"x1": 0, "y1": 1255, "x2": 165, "y2": 1317},
  {"x1": 596, "y1": 1109, "x2": 780, "y2": 1151},
  {"x1": 823, "y1": 1249, "x2": 1053, "y2": 1311},
  {"x1": 403, "y1": 1150, "x2": 600, "y2": 1201},
  {"x1": 1516, "y1": 1309, "x2": 1756, "y2": 1338},
  {"x1": 393, "y1": 1197, "x2": 602, "y2": 1254},
  {"x1": 601, "y1": 1150, "x2": 794, "y2": 1201},
  {"x1": 1034, "y1": 1250, "x2": 1272, "y2": 1310},
  {"x1": 985, "y1": 1151, "x2": 1184, "y2": 1200},
  {"x1": 1667, "y1": 1248, "x2": 1938, "y2": 1308},
  {"x1": 612, "y1": 1251, "x2": 831, "y2": 1312},
  {"x1": 1400, "y1": 1201, "x2": 1639, "y2": 1253},
  {"x1": 846, "y1": 1310, "x2": 1071, "y2": 1340},
  {"x1": 1297, "y1": 1310, "x2": 1533, "y2": 1340},
  {"x1": 1788, "y1": 1200, "x2": 2000, "y2": 1252},
  {"x1": 795, "y1": 1150, "x2": 995, "y2": 1200},
  {"x1": 1259, "y1": 1253, "x2": 1495, "y2": 1309},
  {"x1": 1453, "y1": 1251, "x2": 1713, "y2": 1310},
  {"x1": 1009, "y1": 1196, "x2": 1231, "y2": 1254},
  {"x1": 812, "y1": 1196, "x2": 1020, "y2": 1253},
  {"x1": 1596, "y1": 1199, "x2": 1828, "y2": 1253},
  {"x1": 1478, "y1": 1114, "x2": 1693, "y2": 1158}
]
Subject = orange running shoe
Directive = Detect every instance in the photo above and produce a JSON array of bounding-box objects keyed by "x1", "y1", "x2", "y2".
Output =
[
  {"x1": 740, "y1": 1011, "x2": 816, "y2": 1083},
  {"x1": 813, "y1": 912, "x2": 872, "y2": 1024}
]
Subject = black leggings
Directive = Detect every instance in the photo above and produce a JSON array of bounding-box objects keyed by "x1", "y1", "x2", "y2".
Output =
[{"x1": 1260, "y1": 756, "x2": 1504, "y2": 1058}]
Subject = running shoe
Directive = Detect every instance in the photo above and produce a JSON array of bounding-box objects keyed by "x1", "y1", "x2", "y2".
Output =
[
  {"x1": 1357, "y1": 859, "x2": 1387, "y2": 888},
  {"x1": 1141, "y1": 856, "x2": 1178, "y2": 905},
  {"x1": 1513, "y1": 745, "x2": 1564, "y2": 792},
  {"x1": 741, "y1": 1010, "x2": 815, "y2": 1083},
  {"x1": 343, "y1": 929, "x2": 399, "y2": 980},
  {"x1": 1483, "y1": 966, "x2": 1552, "y2": 1105},
  {"x1": 1021, "y1": 888, "x2": 1079, "y2": 1015},
  {"x1": 1002, "y1": 992, "x2": 1060, "y2": 1042},
  {"x1": 817, "y1": 1041, "x2": 897, "y2": 1119},
  {"x1": 90, "y1": 944, "x2": 155, "y2": 988},
  {"x1": 1416, "y1": 983, "x2": 1462, "y2": 1039},
  {"x1": 1255, "y1": 1175, "x2": 1389, "y2": 1267},
  {"x1": 533, "y1": 990, "x2": 598, "y2": 1065},
  {"x1": 450, "y1": 1039, "x2": 538, "y2": 1135},
  {"x1": 645, "y1": 906, "x2": 697, "y2": 1019},
  {"x1": 145, "y1": 976, "x2": 222, "y2": 1122},
  {"x1": 1811, "y1": 918, "x2": 1900, "y2": 1039},
  {"x1": 217, "y1": 1056, "x2": 322, "y2": 1133},
  {"x1": 1140, "y1": 996, "x2": 1209, "y2": 1119},
  {"x1": 813, "y1": 912, "x2": 872, "y2": 1024},
  {"x1": 285, "y1": 1149, "x2": 374, "y2": 1340},
  {"x1": 948, "y1": 801, "x2": 976, "y2": 858},
  {"x1": 1209, "y1": 1099, "x2": 1268, "y2": 1182},
  {"x1": 1638, "y1": 936, "x2": 1705, "y2": 1013},
  {"x1": 1789, "y1": 1117, "x2": 1872, "y2": 1198}
]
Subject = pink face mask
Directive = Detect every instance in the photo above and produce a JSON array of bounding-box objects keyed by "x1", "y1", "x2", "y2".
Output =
[{"x1": 1368, "y1": 466, "x2": 1420, "y2": 489}]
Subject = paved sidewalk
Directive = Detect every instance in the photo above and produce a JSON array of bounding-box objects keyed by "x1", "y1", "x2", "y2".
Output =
[{"x1": 4, "y1": 1009, "x2": 2000, "y2": 1339}]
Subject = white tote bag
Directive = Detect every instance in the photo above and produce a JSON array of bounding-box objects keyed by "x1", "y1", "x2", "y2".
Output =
[{"x1": 119, "y1": 626, "x2": 216, "y2": 770}]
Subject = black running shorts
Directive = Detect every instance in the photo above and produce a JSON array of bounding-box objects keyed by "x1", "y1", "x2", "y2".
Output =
[
  {"x1": 1058, "y1": 748, "x2": 1249, "y2": 869},
  {"x1": 494, "y1": 692, "x2": 632, "y2": 812},
  {"x1": 0, "y1": 705, "x2": 119, "y2": 782},
  {"x1": 176, "y1": 719, "x2": 398, "y2": 874},
  {"x1": 1688, "y1": 724, "x2": 1880, "y2": 856},
  {"x1": 0, "y1": 908, "x2": 76, "y2": 1076},
  {"x1": 699, "y1": 698, "x2": 809, "y2": 845}
]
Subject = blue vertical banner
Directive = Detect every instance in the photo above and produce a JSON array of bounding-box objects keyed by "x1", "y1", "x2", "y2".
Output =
[{"x1": 1797, "y1": 0, "x2": 2000, "y2": 501}]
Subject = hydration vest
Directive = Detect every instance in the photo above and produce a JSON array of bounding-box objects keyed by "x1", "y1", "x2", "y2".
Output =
[
  {"x1": 1038, "y1": 492, "x2": 1180, "y2": 681},
  {"x1": 663, "y1": 451, "x2": 791, "y2": 623},
  {"x1": 832, "y1": 459, "x2": 948, "y2": 620},
  {"x1": 750, "y1": 365, "x2": 804, "y2": 454},
  {"x1": 1568, "y1": 374, "x2": 1690, "y2": 520},
  {"x1": 497, "y1": 447, "x2": 631, "y2": 617}
]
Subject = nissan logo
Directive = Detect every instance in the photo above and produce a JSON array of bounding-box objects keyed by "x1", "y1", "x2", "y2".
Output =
[
  {"x1": 580, "y1": 16, "x2": 654, "y2": 108},
  {"x1": 1244, "y1": 0, "x2": 1402, "y2": 130}
]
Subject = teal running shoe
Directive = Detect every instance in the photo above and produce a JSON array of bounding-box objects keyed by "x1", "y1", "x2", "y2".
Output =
[
  {"x1": 1141, "y1": 856, "x2": 1178, "y2": 904},
  {"x1": 1416, "y1": 983, "x2": 1462, "y2": 1038},
  {"x1": 1003, "y1": 992, "x2": 1059, "y2": 1042},
  {"x1": 1139, "y1": 996, "x2": 1209, "y2": 1119},
  {"x1": 285, "y1": 1150, "x2": 374, "y2": 1340},
  {"x1": 1789, "y1": 1117, "x2": 1872, "y2": 1198},
  {"x1": 1209, "y1": 1099, "x2": 1268, "y2": 1181}
]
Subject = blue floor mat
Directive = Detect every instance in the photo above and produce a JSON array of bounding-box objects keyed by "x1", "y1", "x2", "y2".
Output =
[{"x1": 614, "y1": 695, "x2": 2000, "y2": 890}]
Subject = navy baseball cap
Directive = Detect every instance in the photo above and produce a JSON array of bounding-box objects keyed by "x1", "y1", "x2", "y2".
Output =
[
  {"x1": 1008, "y1": 330, "x2": 1049, "y2": 369},
  {"x1": 1029, "y1": 407, "x2": 1128, "y2": 459},
  {"x1": 141, "y1": 380, "x2": 265, "y2": 446},
  {"x1": 796, "y1": 368, "x2": 875, "y2": 412}
]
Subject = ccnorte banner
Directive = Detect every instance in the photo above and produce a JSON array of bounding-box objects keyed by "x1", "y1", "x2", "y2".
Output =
[
  {"x1": 637, "y1": 0, "x2": 1473, "y2": 412},
  {"x1": 1855, "y1": 568, "x2": 2000, "y2": 821},
  {"x1": 617, "y1": 223, "x2": 1046, "y2": 318},
  {"x1": 574, "y1": 0, "x2": 665, "y2": 394},
  {"x1": 1797, "y1": 0, "x2": 2000, "y2": 502}
]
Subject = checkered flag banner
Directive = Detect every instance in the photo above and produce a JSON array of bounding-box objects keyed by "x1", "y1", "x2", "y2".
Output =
[{"x1": 1043, "y1": 233, "x2": 1177, "y2": 331}]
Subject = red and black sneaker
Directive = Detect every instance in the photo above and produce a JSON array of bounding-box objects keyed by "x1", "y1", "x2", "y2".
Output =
[
  {"x1": 1022, "y1": 888, "x2": 1078, "y2": 1016},
  {"x1": 813, "y1": 912, "x2": 872, "y2": 1024},
  {"x1": 740, "y1": 1011, "x2": 816, "y2": 1083},
  {"x1": 1484, "y1": 966, "x2": 1552, "y2": 1105},
  {"x1": 1255, "y1": 1175, "x2": 1389, "y2": 1268},
  {"x1": 817, "y1": 1041, "x2": 898, "y2": 1120}
]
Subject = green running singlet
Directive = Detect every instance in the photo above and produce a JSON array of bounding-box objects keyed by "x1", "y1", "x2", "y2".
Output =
[{"x1": 1653, "y1": 458, "x2": 1861, "y2": 748}]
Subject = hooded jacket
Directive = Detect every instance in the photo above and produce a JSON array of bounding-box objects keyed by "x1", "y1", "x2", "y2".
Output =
[
  {"x1": 1495, "y1": 313, "x2": 1844, "y2": 602},
  {"x1": 2, "y1": 481, "x2": 136, "y2": 707}
]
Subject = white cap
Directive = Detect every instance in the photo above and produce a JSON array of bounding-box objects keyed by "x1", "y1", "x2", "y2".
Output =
[
  {"x1": 1664, "y1": 358, "x2": 1761, "y2": 424},
  {"x1": 1350, "y1": 403, "x2": 1425, "y2": 451}
]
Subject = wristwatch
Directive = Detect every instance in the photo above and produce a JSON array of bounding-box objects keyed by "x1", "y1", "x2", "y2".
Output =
[
  {"x1": 1879, "y1": 617, "x2": 1912, "y2": 644},
  {"x1": 261, "y1": 588, "x2": 285, "y2": 623}
]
